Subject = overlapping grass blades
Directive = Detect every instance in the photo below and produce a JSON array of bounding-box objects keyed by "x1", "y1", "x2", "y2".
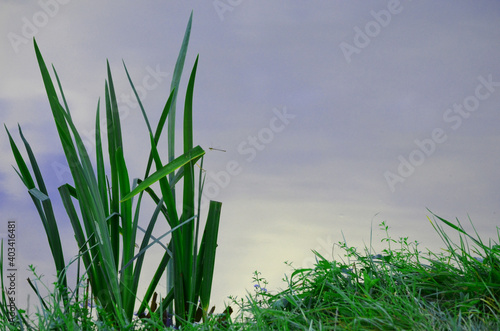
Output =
[
  {"x1": 233, "y1": 215, "x2": 500, "y2": 330},
  {"x1": 5, "y1": 12, "x2": 222, "y2": 328}
]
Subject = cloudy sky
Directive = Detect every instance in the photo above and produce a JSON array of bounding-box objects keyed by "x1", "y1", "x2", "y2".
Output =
[{"x1": 1, "y1": 0, "x2": 500, "y2": 314}]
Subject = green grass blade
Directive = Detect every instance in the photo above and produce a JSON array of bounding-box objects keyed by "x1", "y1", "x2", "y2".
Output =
[
  {"x1": 52, "y1": 64, "x2": 71, "y2": 115},
  {"x1": 428, "y1": 209, "x2": 482, "y2": 247},
  {"x1": 148, "y1": 133, "x2": 179, "y2": 228},
  {"x1": 181, "y1": 56, "x2": 199, "y2": 320},
  {"x1": 183, "y1": 56, "x2": 198, "y2": 154},
  {"x1": 123, "y1": 61, "x2": 152, "y2": 135},
  {"x1": 115, "y1": 146, "x2": 135, "y2": 317},
  {"x1": 168, "y1": 10, "x2": 193, "y2": 174},
  {"x1": 120, "y1": 145, "x2": 205, "y2": 202},
  {"x1": 6, "y1": 124, "x2": 68, "y2": 304},
  {"x1": 95, "y1": 100, "x2": 109, "y2": 216},
  {"x1": 198, "y1": 201, "x2": 222, "y2": 313},
  {"x1": 33, "y1": 39, "x2": 71, "y2": 140},
  {"x1": 106, "y1": 61, "x2": 123, "y2": 151},
  {"x1": 4, "y1": 125, "x2": 34, "y2": 188},
  {"x1": 192, "y1": 156, "x2": 205, "y2": 299},
  {"x1": 27, "y1": 188, "x2": 68, "y2": 297},
  {"x1": 58, "y1": 184, "x2": 103, "y2": 297},
  {"x1": 105, "y1": 79, "x2": 121, "y2": 270},
  {"x1": 122, "y1": 215, "x2": 194, "y2": 275},
  {"x1": 144, "y1": 88, "x2": 175, "y2": 179},
  {"x1": 58, "y1": 184, "x2": 91, "y2": 268},
  {"x1": 17, "y1": 125, "x2": 48, "y2": 195},
  {"x1": 165, "y1": 12, "x2": 193, "y2": 319},
  {"x1": 138, "y1": 179, "x2": 169, "y2": 221}
]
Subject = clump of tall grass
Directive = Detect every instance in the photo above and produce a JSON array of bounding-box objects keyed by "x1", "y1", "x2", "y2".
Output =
[
  {"x1": 232, "y1": 213, "x2": 500, "y2": 330},
  {"x1": 1, "y1": 206, "x2": 498, "y2": 330},
  {"x1": 3, "y1": 12, "x2": 223, "y2": 329}
]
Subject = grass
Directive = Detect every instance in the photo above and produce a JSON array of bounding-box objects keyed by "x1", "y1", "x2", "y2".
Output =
[
  {"x1": 227, "y1": 214, "x2": 500, "y2": 331},
  {"x1": 2, "y1": 10, "x2": 500, "y2": 331},
  {"x1": 1, "y1": 212, "x2": 499, "y2": 330},
  {"x1": 4, "y1": 12, "x2": 222, "y2": 329}
]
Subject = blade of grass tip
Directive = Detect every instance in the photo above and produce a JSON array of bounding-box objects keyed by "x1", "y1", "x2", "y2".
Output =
[
  {"x1": 123, "y1": 60, "x2": 152, "y2": 135},
  {"x1": 182, "y1": 57, "x2": 198, "y2": 201},
  {"x1": 120, "y1": 145, "x2": 205, "y2": 202},
  {"x1": 5, "y1": 125, "x2": 34, "y2": 188},
  {"x1": 95, "y1": 100, "x2": 109, "y2": 215},
  {"x1": 33, "y1": 39, "x2": 73, "y2": 144},
  {"x1": 466, "y1": 214, "x2": 487, "y2": 249},
  {"x1": 107, "y1": 61, "x2": 123, "y2": 150},
  {"x1": 168, "y1": 11, "x2": 193, "y2": 180},
  {"x1": 18, "y1": 124, "x2": 50, "y2": 190},
  {"x1": 105, "y1": 79, "x2": 121, "y2": 270},
  {"x1": 183, "y1": 56, "x2": 198, "y2": 154},
  {"x1": 46, "y1": 81, "x2": 103, "y2": 219},
  {"x1": 104, "y1": 68, "x2": 126, "y2": 270},
  {"x1": 427, "y1": 209, "x2": 482, "y2": 247},
  {"x1": 52, "y1": 64, "x2": 71, "y2": 115},
  {"x1": 182, "y1": 56, "x2": 199, "y2": 318}
]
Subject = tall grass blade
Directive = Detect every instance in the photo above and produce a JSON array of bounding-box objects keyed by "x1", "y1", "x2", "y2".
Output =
[
  {"x1": 198, "y1": 201, "x2": 222, "y2": 315},
  {"x1": 5, "y1": 125, "x2": 69, "y2": 306},
  {"x1": 168, "y1": 10, "x2": 193, "y2": 170}
]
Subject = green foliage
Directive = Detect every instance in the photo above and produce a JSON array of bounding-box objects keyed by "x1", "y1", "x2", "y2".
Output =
[
  {"x1": 4, "y1": 12, "x2": 222, "y2": 328},
  {"x1": 232, "y1": 214, "x2": 500, "y2": 330}
]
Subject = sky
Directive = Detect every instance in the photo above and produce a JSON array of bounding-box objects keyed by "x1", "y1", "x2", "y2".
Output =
[{"x1": 1, "y1": 0, "x2": 500, "y2": 316}]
